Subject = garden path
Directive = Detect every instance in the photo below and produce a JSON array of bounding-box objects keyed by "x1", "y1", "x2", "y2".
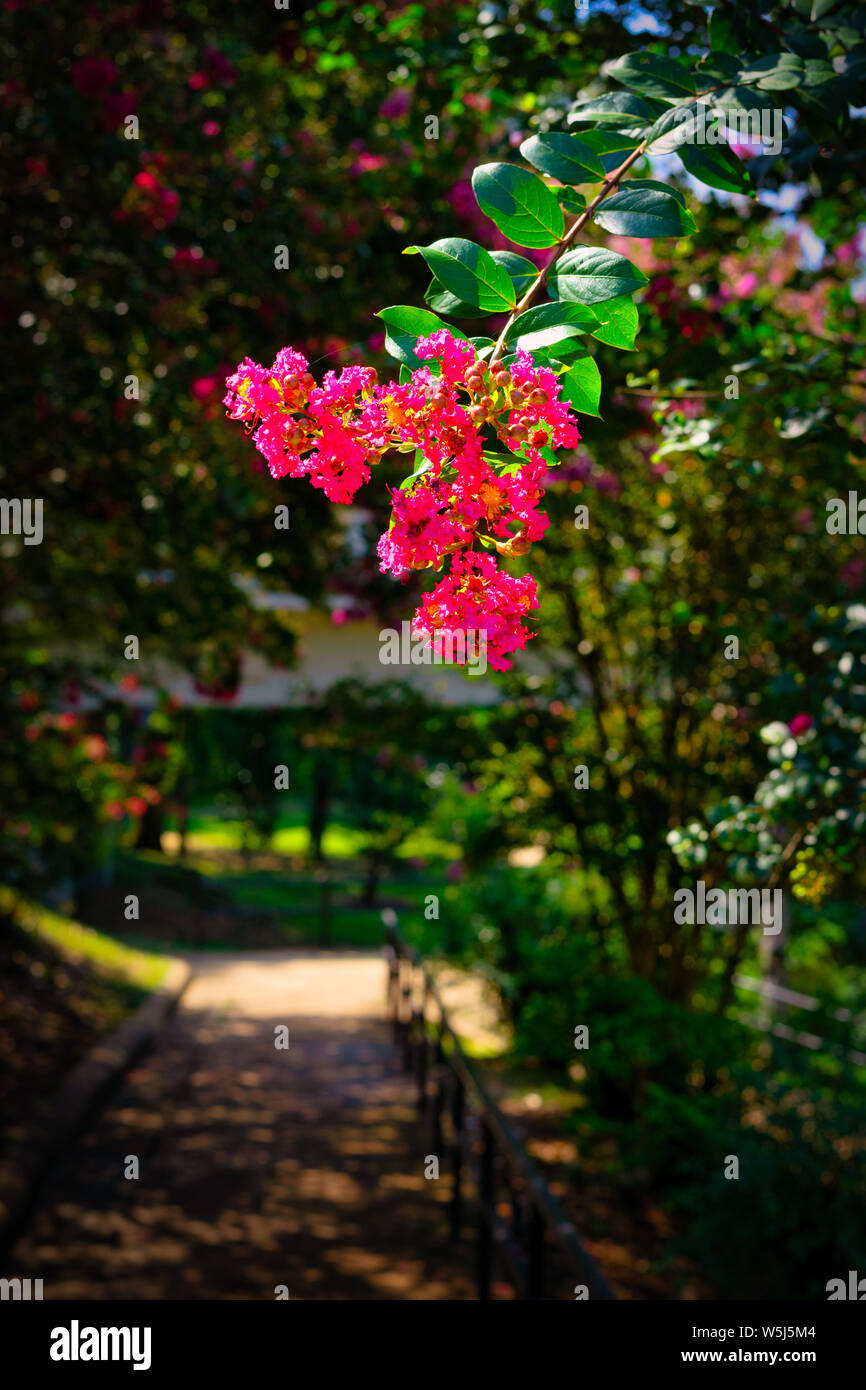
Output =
[{"x1": 10, "y1": 950, "x2": 474, "y2": 1300}]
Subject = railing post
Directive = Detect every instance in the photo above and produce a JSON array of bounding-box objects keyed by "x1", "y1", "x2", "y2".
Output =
[
  {"x1": 477, "y1": 1122, "x2": 495, "y2": 1300},
  {"x1": 400, "y1": 961, "x2": 412, "y2": 1072},
  {"x1": 386, "y1": 948, "x2": 399, "y2": 1040},
  {"x1": 382, "y1": 908, "x2": 615, "y2": 1303},
  {"x1": 416, "y1": 978, "x2": 429, "y2": 1110},
  {"x1": 450, "y1": 1075, "x2": 464, "y2": 1241},
  {"x1": 429, "y1": 1028, "x2": 444, "y2": 1154}
]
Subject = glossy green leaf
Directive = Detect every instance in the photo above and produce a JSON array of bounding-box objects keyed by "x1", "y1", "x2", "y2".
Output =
[
  {"x1": 403, "y1": 238, "x2": 516, "y2": 312},
  {"x1": 469, "y1": 337, "x2": 495, "y2": 359},
  {"x1": 646, "y1": 102, "x2": 703, "y2": 153},
  {"x1": 425, "y1": 279, "x2": 489, "y2": 318},
  {"x1": 695, "y1": 52, "x2": 741, "y2": 86},
  {"x1": 577, "y1": 129, "x2": 641, "y2": 172},
  {"x1": 608, "y1": 51, "x2": 696, "y2": 102},
  {"x1": 713, "y1": 85, "x2": 778, "y2": 113},
  {"x1": 737, "y1": 53, "x2": 805, "y2": 90},
  {"x1": 679, "y1": 141, "x2": 753, "y2": 195},
  {"x1": 570, "y1": 91, "x2": 663, "y2": 125},
  {"x1": 626, "y1": 178, "x2": 687, "y2": 206},
  {"x1": 399, "y1": 451, "x2": 433, "y2": 490},
  {"x1": 548, "y1": 247, "x2": 648, "y2": 305},
  {"x1": 594, "y1": 187, "x2": 696, "y2": 238},
  {"x1": 520, "y1": 133, "x2": 606, "y2": 184},
  {"x1": 490, "y1": 250, "x2": 538, "y2": 298},
  {"x1": 559, "y1": 188, "x2": 587, "y2": 217},
  {"x1": 472, "y1": 162, "x2": 565, "y2": 248},
  {"x1": 559, "y1": 355, "x2": 602, "y2": 416},
  {"x1": 505, "y1": 300, "x2": 598, "y2": 341},
  {"x1": 376, "y1": 304, "x2": 467, "y2": 366},
  {"x1": 588, "y1": 295, "x2": 639, "y2": 350}
]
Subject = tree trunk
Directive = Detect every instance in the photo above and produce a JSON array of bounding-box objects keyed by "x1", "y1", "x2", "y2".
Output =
[
  {"x1": 308, "y1": 759, "x2": 332, "y2": 863},
  {"x1": 135, "y1": 801, "x2": 165, "y2": 852}
]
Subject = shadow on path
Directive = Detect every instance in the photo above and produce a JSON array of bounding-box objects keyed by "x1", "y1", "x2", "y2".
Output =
[{"x1": 9, "y1": 951, "x2": 475, "y2": 1300}]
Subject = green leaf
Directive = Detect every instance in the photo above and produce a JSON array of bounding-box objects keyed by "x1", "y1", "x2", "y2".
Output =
[
  {"x1": 570, "y1": 91, "x2": 663, "y2": 125},
  {"x1": 376, "y1": 304, "x2": 467, "y2": 366},
  {"x1": 593, "y1": 187, "x2": 696, "y2": 238},
  {"x1": 678, "y1": 141, "x2": 753, "y2": 196},
  {"x1": 404, "y1": 238, "x2": 516, "y2": 312},
  {"x1": 736, "y1": 53, "x2": 805, "y2": 90},
  {"x1": 424, "y1": 279, "x2": 489, "y2": 318},
  {"x1": 695, "y1": 52, "x2": 741, "y2": 85},
  {"x1": 505, "y1": 297, "x2": 600, "y2": 340},
  {"x1": 713, "y1": 86, "x2": 778, "y2": 113},
  {"x1": 645, "y1": 102, "x2": 703, "y2": 153},
  {"x1": 559, "y1": 189, "x2": 587, "y2": 217},
  {"x1": 587, "y1": 295, "x2": 639, "y2": 350},
  {"x1": 626, "y1": 178, "x2": 687, "y2": 206},
  {"x1": 802, "y1": 58, "x2": 837, "y2": 88},
  {"x1": 472, "y1": 162, "x2": 564, "y2": 248},
  {"x1": 577, "y1": 129, "x2": 641, "y2": 172},
  {"x1": 607, "y1": 51, "x2": 696, "y2": 102},
  {"x1": 490, "y1": 250, "x2": 538, "y2": 298},
  {"x1": 399, "y1": 451, "x2": 433, "y2": 490},
  {"x1": 548, "y1": 247, "x2": 648, "y2": 305},
  {"x1": 559, "y1": 355, "x2": 602, "y2": 417},
  {"x1": 520, "y1": 133, "x2": 606, "y2": 185},
  {"x1": 469, "y1": 337, "x2": 495, "y2": 359}
]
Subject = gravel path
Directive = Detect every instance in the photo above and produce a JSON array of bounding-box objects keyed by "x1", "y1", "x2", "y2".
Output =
[{"x1": 9, "y1": 950, "x2": 474, "y2": 1300}]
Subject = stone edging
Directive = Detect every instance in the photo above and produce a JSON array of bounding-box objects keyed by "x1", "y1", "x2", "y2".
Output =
[{"x1": 0, "y1": 957, "x2": 192, "y2": 1257}]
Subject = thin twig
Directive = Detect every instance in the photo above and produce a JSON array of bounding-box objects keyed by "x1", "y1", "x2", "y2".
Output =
[{"x1": 488, "y1": 140, "x2": 649, "y2": 365}]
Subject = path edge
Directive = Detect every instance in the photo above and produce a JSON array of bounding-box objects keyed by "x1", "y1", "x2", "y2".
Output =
[{"x1": 0, "y1": 957, "x2": 192, "y2": 1258}]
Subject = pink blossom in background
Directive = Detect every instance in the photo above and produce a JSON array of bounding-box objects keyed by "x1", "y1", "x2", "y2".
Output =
[
  {"x1": 788, "y1": 714, "x2": 813, "y2": 737},
  {"x1": 841, "y1": 555, "x2": 865, "y2": 591},
  {"x1": 203, "y1": 47, "x2": 236, "y2": 86},
  {"x1": 349, "y1": 151, "x2": 387, "y2": 176},
  {"x1": 379, "y1": 88, "x2": 410, "y2": 119},
  {"x1": 100, "y1": 90, "x2": 137, "y2": 130},
  {"x1": 71, "y1": 57, "x2": 118, "y2": 96},
  {"x1": 731, "y1": 271, "x2": 759, "y2": 298},
  {"x1": 191, "y1": 375, "x2": 221, "y2": 400}
]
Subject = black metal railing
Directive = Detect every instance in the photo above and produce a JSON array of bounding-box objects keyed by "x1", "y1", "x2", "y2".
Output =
[{"x1": 383, "y1": 909, "x2": 615, "y2": 1301}]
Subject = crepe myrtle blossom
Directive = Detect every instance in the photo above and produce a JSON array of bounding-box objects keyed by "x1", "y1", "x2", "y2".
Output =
[{"x1": 225, "y1": 329, "x2": 580, "y2": 668}]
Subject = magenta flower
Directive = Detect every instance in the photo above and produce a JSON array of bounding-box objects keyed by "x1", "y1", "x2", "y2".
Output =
[
  {"x1": 788, "y1": 714, "x2": 813, "y2": 737},
  {"x1": 225, "y1": 330, "x2": 582, "y2": 668}
]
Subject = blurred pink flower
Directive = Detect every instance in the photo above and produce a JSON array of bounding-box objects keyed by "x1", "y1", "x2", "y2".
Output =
[{"x1": 379, "y1": 88, "x2": 410, "y2": 119}]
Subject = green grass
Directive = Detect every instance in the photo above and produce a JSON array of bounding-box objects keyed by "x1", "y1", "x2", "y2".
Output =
[
  {"x1": 182, "y1": 813, "x2": 460, "y2": 862},
  {"x1": 1, "y1": 887, "x2": 173, "y2": 991}
]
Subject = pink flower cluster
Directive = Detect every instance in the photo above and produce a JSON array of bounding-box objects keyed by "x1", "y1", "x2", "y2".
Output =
[{"x1": 225, "y1": 330, "x2": 580, "y2": 670}]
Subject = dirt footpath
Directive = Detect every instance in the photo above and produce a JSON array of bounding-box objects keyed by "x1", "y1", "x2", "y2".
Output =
[{"x1": 9, "y1": 950, "x2": 474, "y2": 1300}]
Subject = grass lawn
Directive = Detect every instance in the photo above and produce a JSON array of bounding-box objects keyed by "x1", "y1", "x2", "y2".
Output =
[{"x1": 0, "y1": 889, "x2": 175, "y2": 1154}]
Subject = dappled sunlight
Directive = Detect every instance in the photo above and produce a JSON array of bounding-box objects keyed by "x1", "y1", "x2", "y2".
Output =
[{"x1": 9, "y1": 952, "x2": 474, "y2": 1300}]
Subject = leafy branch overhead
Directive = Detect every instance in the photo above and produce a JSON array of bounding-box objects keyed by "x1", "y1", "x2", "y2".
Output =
[
  {"x1": 386, "y1": 4, "x2": 862, "y2": 417},
  {"x1": 227, "y1": 3, "x2": 864, "y2": 672}
]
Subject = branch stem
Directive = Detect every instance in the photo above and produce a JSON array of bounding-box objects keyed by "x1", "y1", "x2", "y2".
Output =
[{"x1": 488, "y1": 139, "x2": 648, "y2": 366}]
